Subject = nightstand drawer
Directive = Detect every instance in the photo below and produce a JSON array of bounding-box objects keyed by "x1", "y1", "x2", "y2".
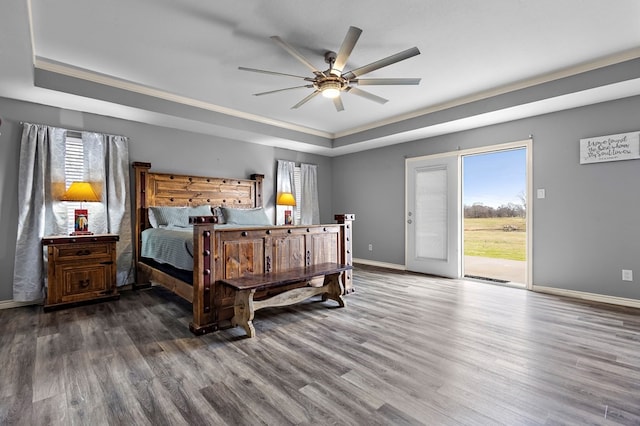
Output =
[
  {"x1": 52, "y1": 243, "x2": 112, "y2": 261},
  {"x1": 59, "y1": 264, "x2": 111, "y2": 302}
]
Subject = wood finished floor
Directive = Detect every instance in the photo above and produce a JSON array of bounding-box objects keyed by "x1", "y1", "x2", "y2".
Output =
[{"x1": 1, "y1": 265, "x2": 640, "y2": 425}]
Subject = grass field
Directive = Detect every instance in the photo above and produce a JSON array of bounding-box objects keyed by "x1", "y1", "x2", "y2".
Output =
[{"x1": 464, "y1": 217, "x2": 527, "y2": 261}]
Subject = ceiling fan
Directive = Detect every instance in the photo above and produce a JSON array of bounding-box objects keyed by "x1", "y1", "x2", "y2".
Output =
[{"x1": 239, "y1": 26, "x2": 421, "y2": 111}]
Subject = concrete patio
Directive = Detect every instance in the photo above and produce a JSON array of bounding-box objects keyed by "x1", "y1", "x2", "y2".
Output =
[{"x1": 464, "y1": 256, "x2": 526, "y2": 285}]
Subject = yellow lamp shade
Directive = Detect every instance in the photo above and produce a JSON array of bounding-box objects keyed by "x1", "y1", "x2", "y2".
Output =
[
  {"x1": 276, "y1": 192, "x2": 296, "y2": 206},
  {"x1": 62, "y1": 182, "x2": 100, "y2": 202}
]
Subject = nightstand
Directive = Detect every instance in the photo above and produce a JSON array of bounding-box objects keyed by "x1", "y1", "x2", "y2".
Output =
[{"x1": 42, "y1": 234, "x2": 120, "y2": 310}]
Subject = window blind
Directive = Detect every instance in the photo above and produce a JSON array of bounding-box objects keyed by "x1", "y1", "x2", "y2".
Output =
[{"x1": 64, "y1": 135, "x2": 85, "y2": 234}]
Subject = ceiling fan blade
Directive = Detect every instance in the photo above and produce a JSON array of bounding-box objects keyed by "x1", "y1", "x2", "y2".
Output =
[
  {"x1": 253, "y1": 85, "x2": 314, "y2": 96},
  {"x1": 271, "y1": 36, "x2": 324, "y2": 76},
  {"x1": 353, "y1": 78, "x2": 421, "y2": 85},
  {"x1": 333, "y1": 96, "x2": 345, "y2": 112},
  {"x1": 342, "y1": 47, "x2": 420, "y2": 80},
  {"x1": 346, "y1": 87, "x2": 388, "y2": 104},
  {"x1": 238, "y1": 66, "x2": 313, "y2": 80},
  {"x1": 291, "y1": 90, "x2": 321, "y2": 109},
  {"x1": 332, "y1": 26, "x2": 362, "y2": 75}
]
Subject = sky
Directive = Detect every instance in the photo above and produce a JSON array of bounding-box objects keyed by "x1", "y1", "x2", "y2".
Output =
[{"x1": 463, "y1": 148, "x2": 526, "y2": 208}]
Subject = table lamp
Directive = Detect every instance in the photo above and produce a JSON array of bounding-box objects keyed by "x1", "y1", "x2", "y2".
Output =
[
  {"x1": 277, "y1": 192, "x2": 296, "y2": 225},
  {"x1": 62, "y1": 181, "x2": 100, "y2": 235}
]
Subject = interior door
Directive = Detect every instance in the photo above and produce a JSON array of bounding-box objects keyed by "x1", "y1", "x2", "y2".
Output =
[{"x1": 406, "y1": 154, "x2": 461, "y2": 278}]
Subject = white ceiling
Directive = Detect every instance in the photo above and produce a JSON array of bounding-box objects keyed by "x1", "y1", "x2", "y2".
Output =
[{"x1": 1, "y1": 1, "x2": 640, "y2": 155}]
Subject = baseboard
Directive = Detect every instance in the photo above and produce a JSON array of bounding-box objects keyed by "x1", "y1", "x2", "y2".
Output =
[
  {"x1": 0, "y1": 299, "x2": 42, "y2": 310},
  {"x1": 353, "y1": 258, "x2": 406, "y2": 271},
  {"x1": 533, "y1": 285, "x2": 640, "y2": 309},
  {"x1": 0, "y1": 284, "x2": 137, "y2": 311},
  {"x1": 6, "y1": 280, "x2": 634, "y2": 311},
  {"x1": 349, "y1": 263, "x2": 640, "y2": 309}
]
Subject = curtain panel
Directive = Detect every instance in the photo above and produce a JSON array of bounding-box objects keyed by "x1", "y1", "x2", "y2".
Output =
[
  {"x1": 13, "y1": 123, "x2": 133, "y2": 302},
  {"x1": 300, "y1": 163, "x2": 320, "y2": 225},
  {"x1": 13, "y1": 124, "x2": 65, "y2": 301}
]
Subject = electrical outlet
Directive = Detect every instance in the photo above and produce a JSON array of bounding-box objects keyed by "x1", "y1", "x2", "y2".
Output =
[
  {"x1": 622, "y1": 269, "x2": 633, "y2": 281},
  {"x1": 368, "y1": 243, "x2": 373, "y2": 251}
]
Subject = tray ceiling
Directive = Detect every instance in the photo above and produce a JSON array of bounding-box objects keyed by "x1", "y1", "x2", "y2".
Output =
[{"x1": 1, "y1": 1, "x2": 640, "y2": 155}]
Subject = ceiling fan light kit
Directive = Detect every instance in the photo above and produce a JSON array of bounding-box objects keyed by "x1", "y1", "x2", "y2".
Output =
[{"x1": 239, "y1": 26, "x2": 421, "y2": 111}]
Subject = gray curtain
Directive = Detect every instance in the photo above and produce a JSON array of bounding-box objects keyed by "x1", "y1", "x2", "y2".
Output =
[
  {"x1": 13, "y1": 124, "x2": 65, "y2": 301},
  {"x1": 105, "y1": 134, "x2": 134, "y2": 285},
  {"x1": 300, "y1": 163, "x2": 320, "y2": 225},
  {"x1": 13, "y1": 124, "x2": 133, "y2": 302},
  {"x1": 82, "y1": 133, "x2": 134, "y2": 285},
  {"x1": 276, "y1": 160, "x2": 296, "y2": 225}
]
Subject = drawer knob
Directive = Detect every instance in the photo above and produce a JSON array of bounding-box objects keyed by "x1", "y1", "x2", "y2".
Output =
[
  {"x1": 79, "y1": 279, "x2": 90, "y2": 288},
  {"x1": 76, "y1": 249, "x2": 91, "y2": 256}
]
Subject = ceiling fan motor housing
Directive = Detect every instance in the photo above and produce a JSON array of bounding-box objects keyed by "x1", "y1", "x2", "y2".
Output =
[{"x1": 314, "y1": 76, "x2": 348, "y2": 94}]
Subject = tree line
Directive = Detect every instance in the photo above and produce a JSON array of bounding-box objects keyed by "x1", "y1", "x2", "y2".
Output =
[{"x1": 464, "y1": 202, "x2": 525, "y2": 218}]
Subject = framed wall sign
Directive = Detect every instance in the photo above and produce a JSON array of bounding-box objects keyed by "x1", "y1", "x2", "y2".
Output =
[{"x1": 580, "y1": 131, "x2": 640, "y2": 164}]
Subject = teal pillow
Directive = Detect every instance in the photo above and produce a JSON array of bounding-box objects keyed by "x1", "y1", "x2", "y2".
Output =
[
  {"x1": 221, "y1": 207, "x2": 271, "y2": 226},
  {"x1": 148, "y1": 205, "x2": 212, "y2": 228}
]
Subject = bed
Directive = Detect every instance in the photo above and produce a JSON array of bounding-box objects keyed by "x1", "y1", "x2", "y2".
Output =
[{"x1": 132, "y1": 162, "x2": 354, "y2": 335}]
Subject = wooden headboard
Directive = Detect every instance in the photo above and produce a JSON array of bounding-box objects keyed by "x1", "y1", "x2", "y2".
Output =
[{"x1": 132, "y1": 162, "x2": 265, "y2": 263}]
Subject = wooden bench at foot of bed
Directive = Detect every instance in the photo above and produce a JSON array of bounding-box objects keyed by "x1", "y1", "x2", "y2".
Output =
[{"x1": 221, "y1": 263, "x2": 353, "y2": 338}]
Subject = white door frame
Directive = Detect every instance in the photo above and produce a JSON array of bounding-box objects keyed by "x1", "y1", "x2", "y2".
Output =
[{"x1": 405, "y1": 139, "x2": 533, "y2": 289}]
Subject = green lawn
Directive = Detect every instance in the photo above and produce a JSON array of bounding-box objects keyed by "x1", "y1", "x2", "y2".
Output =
[{"x1": 464, "y1": 217, "x2": 527, "y2": 261}]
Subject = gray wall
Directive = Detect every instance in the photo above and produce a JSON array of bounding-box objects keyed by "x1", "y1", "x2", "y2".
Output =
[
  {"x1": 0, "y1": 96, "x2": 332, "y2": 301},
  {"x1": 332, "y1": 95, "x2": 640, "y2": 300},
  {"x1": 2, "y1": 94, "x2": 639, "y2": 302}
]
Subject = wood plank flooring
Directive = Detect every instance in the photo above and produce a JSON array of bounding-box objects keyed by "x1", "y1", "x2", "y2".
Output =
[{"x1": 1, "y1": 265, "x2": 639, "y2": 425}]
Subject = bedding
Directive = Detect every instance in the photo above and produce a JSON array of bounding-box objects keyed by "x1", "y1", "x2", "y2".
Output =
[
  {"x1": 142, "y1": 220, "x2": 276, "y2": 271},
  {"x1": 141, "y1": 227, "x2": 194, "y2": 271}
]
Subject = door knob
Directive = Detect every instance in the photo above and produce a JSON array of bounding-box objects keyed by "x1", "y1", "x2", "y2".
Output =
[{"x1": 407, "y1": 219, "x2": 412, "y2": 224}]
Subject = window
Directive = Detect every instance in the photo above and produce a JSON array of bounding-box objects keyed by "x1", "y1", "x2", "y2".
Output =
[{"x1": 63, "y1": 133, "x2": 87, "y2": 234}]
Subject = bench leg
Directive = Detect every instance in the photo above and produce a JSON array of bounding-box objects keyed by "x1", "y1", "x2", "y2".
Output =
[
  {"x1": 232, "y1": 289, "x2": 256, "y2": 338},
  {"x1": 323, "y1": 273, "x2": 346, "y2": 308}
]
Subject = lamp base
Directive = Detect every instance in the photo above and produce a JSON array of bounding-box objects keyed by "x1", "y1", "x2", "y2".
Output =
[{"x1": 70, "y1": 231, "x2": 94, "y2": 236}]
